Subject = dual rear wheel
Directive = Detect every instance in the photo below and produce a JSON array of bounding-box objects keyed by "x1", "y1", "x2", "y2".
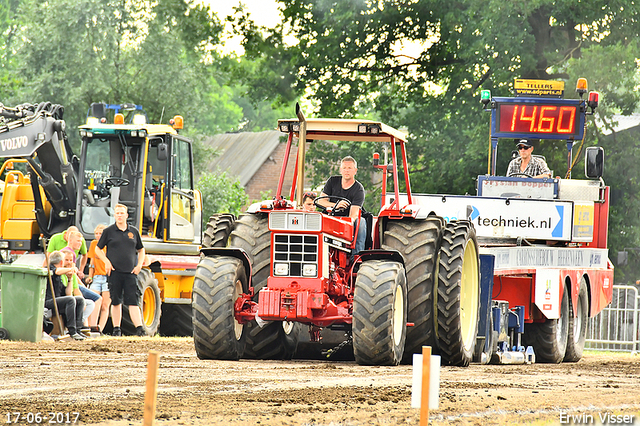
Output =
[{"x1": 384, "y1": 218, "x2": 480, "y2": 367}]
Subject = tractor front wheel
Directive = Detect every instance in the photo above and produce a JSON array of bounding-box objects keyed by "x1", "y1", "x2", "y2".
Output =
[
  {"x1": 436, "y1": 220, "x2": 480, "y2": 367},
  {"x1": 353, "y1": 260, "x2": 407, "y2": 366},
  {"x1": 192, "y1": 256, "x2": 248, "y2": 360},
  {"x1": 159, "y1": 304, "x2": 193, "y2": 337},
  {"x1": 230, "y1": 214, "x2": 298, "y2": 359}
]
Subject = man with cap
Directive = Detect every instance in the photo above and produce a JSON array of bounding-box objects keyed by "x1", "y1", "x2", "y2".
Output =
[{"x1": 507, "y1": 139, "x2": 551, "y2": 178}]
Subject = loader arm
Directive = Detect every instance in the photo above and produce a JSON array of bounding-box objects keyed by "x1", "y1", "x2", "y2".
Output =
[{"x1": 0, "y1": 103, "x2": 77, "y2": 240}]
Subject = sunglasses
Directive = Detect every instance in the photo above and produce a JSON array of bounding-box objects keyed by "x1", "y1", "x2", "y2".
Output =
[
  {"x1": 303, "y1": 191, "x2": 316, "y2": 198},
  {"x1": 518, "y1": 145, "x2": 532, "y2": 150}
]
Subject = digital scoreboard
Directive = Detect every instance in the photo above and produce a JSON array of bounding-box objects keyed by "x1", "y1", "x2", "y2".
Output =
[{"x1": 491, "y1": 97, "x2": 585, "y2": 140}]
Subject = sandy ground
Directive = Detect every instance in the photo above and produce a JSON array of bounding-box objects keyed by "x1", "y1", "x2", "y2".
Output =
[{"x1": 0, "y1": 337, "x2": 639, "y2": 426}]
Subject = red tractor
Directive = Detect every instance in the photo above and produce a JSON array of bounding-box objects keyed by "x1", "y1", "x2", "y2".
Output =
[{"x1": 193, "y1": 105, "x2": 481, "y2": 366}]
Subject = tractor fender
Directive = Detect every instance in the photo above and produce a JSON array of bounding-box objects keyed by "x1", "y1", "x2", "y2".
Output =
[
  {"x1": 411, "y1": 205, "x2": 437, "y2": 220},
  {"x1": 246, "y1": 201, "x2": 265, "y2": 213},
  {"x1": 357, "y1": 249, "x2": 405, "y2": 267},
  {"x1": 378, "y1": 204, "x2": 436, "y2": 220},
  {"x1": 200, "y1": 247, "x2": 253, "y2": 288}
]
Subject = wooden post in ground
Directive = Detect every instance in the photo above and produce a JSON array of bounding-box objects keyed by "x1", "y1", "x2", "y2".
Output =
[
  {"x1": 143, "y1": 350, "x2": 160, "y2": 426},
  {"x1": 420, "y1": 346, "x2": 431, "y2": 426}
]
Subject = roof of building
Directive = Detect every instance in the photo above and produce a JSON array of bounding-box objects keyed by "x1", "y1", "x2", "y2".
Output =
[
  {"x1": 598, "y1": 113, "x2": 640, "y2": 135},
  {"x1": 204, "y1": 130, "x2": 282, "y2": 186}
]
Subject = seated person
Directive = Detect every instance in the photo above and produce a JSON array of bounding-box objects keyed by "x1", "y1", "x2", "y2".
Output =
[
  {"x1": 302, "y1": 191, "x2": 317, "y2": 212},
  {"x1": 44, "y1": 251, "x2": 86, "y2": 340},
  {"x1": 507, "y1": 139, "x2": 551, "y2": 178},
  {"x1": 316, "y1": 156, "x2": 366, "y2": 255},
  {"x1": 45, "y1": 226, "x2": 88, "y2": 279},
  {"x1": 61, "y1": 247, "x2": 101, "y2": 332}
]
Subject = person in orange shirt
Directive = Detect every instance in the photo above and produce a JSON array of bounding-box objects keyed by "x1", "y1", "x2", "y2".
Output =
[{"x1": 86, "y1": 224, "x2": 111, "y2": 333}]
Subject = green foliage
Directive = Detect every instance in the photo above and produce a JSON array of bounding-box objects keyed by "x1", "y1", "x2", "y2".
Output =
[
  {"x1": 6, "y1": 0, "x2": 267, "y2": 144},
  {"x1": 196, "y1": 170, "x2": 248, "y2": 218}
]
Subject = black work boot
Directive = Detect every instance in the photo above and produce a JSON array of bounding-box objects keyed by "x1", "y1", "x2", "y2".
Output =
[
  {"x1": 112, "y1": 327, "x2": 122, "y2": 337},
  {"x1": 135, "y1": 326, "x2": 146, "y2": 337}
]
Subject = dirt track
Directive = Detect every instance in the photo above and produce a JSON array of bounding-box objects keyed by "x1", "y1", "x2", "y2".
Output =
[{"x1": 1, "y1": 337, "x2": 639, "y2": 425}]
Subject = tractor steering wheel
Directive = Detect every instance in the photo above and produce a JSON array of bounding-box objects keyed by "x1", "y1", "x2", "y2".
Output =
[
  {"x1": 105, "y1": 177, "x2": 130, "y2": 189},
  {"x1": 508, "y1": 172, "x2": 534, "y2": 178},
  {"x1": 314, "y1": 195, "x2": 352, "y2": 216}
]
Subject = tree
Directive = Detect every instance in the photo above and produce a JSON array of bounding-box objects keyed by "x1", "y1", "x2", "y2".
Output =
[
  {"x1": 0, "y1": 0, "x2": 22, "y2": 98},
  {"x1": 9, "y1": 0, "x2": 247, "y2": 147},
  {"x1": 196, "y1": 170, "x2": 248, "y2": 218},
  {"x1": 236, "y1": 0, "x2": 640, "y2": 280}
]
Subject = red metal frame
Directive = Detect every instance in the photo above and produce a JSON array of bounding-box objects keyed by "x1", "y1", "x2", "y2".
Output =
[
  {"x1": 275, "y1": 131, "x2": 294, "y2": 200},
  {"x1": 491, "y1": 265, "x2": 614, "y2": 322}
]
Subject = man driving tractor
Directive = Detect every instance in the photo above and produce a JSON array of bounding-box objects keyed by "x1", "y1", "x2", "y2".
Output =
[{"x1": 316, "y1": 156, "x2": 367, "y2": 255}]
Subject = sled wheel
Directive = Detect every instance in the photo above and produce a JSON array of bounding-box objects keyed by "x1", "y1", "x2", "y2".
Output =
[
  {"x1": 564, "y1": 278, "x2": 588, "y2": 362},
  {"x1": 523, "y1": 285, "x2": 570, "y2": 363}
]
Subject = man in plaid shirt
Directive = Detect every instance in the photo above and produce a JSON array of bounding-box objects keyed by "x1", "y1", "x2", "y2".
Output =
[{"x1": 507, "y1": 139, "x2": 551, "y2": 178}]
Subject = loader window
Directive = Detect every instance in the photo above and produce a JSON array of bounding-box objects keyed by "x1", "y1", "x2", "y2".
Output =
[
  {"x1": 80, "y1": 137, "x2": 115, "y2": 234},
  {"x1": 168, "y1": 138, "x2": 195, "y2": 241},
  {"x1": 172, "y1": 139, "x2": 192, "y2": 190},
  {"x1": 82, "y1": 138, "x2": 111, "y2": 199}
]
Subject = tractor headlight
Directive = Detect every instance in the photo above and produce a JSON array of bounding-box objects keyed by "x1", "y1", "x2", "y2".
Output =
[
  {"x1": 302, "y1": 264, "x2": 317, "y2": 277},
  {"x1": 274, "y1": 263, "x2": 289, "y2": 276}
]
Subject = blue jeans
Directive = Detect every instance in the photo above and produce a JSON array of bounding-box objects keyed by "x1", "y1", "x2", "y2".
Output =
[
  {"x1": 79, "y1": 285, "x2": 101, "y2": 323},
  {"x1": 79, "y1": 285, "x2": 101, "y2": 302},
  {"x1": 354, "y1": 217, "x2": 366, "y2": 255},
  {"x1": 89, "y1": 275, "x2": 109, "y2": 293}
]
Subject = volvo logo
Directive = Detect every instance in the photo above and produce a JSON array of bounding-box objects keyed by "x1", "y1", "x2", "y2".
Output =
[{"x1": 0, "y1": 136, "x2": 29, "y2": 151}]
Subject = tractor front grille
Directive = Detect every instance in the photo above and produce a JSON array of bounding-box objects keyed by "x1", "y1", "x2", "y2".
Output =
[
  {"x1": 269, "y1": 212, "x2": 321, "y2": 231},
  {"x1": 273, "y1": 234, "x2": 318, "y2": 277}
]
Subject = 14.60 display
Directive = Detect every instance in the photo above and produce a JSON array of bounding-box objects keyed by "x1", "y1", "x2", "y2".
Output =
[{"x1": 498, "y1": 103, "x2": 579, "y2": 137}]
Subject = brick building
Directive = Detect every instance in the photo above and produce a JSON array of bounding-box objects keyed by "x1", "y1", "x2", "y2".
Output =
[{"x1": 204, "y1": 130, "x2": 308, "y2": 206}]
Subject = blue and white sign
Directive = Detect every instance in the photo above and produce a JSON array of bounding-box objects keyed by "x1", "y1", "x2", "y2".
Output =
[{"x1": 406, "y1": 194, "x2": 574, "y2": 241}]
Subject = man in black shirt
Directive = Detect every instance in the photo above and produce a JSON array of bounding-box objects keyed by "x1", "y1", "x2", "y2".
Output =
[
  {"x1": 94, "y1": 204, "x2": 146, "y2": 336},
  {"x1": 317, "y1": 156, "x2": 367, "y2": 254}
]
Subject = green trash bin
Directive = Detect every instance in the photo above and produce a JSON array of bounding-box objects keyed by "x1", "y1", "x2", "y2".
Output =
[{"x1": 0, "y1": 264, "x2": 48, "y2": 342}]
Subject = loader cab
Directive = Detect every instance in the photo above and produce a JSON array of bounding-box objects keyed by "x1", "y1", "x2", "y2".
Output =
[{"x1": 77, "y1": 120, "x2": 202, "y2": 247}]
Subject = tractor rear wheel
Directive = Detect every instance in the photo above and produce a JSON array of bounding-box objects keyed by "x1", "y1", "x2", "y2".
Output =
[
  {"x1": 230, "y1": 214, "x2": 298, "y2": 359},
  {"x1": 159, "y1": 304, "x2": 193, "y2": 337},
  {"x1": 382, "y1": 217, "x2": 443, "y2": 363},
  {"x1": 202, "y1": 214, "x2": 236, "y2": 248},
  {"x1": 564, "y1": 279, "x2": 588, "y2": 362},
  {"x1": 192, "y1": 256, "x2": 247, "y2": 360},
  {"x1": 121, "y1": 269, "x2": 161, "y2": 336},
  {"x1": 436, "y1": 220, "x2": 480, "y2": 367},
  {"x1": 523, "y1": 285, "x2": 569, "y2": 363},
  {"x1": 353, "y1": 260, "x2": 407, "y2": 366}
]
